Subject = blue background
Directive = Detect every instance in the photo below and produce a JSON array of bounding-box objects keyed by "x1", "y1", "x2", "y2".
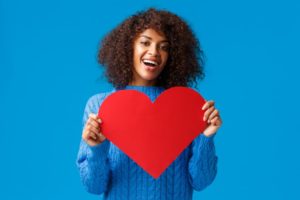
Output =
[{"x1": 1, "y1": 0, "x2": 299, "y2": 199}]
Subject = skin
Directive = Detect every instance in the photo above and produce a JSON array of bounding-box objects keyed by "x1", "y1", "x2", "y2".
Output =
[
  {"x1": 129, "y1": 28, "x2": 169, "y2": 86},
  {"x1": 82, "y1": 29, "x2": 222, "y2": 146}
]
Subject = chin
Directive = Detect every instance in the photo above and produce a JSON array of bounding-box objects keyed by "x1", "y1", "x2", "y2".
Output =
[
  {"x1": 132, "y1": 66, "x2": 162, "y2": 85},
  {"x1": 140, "y1": 72, "x2": 159, "y2": 81}
]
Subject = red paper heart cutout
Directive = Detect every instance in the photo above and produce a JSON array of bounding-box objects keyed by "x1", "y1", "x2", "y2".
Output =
[{"x1": 98, "y1": 86, "x2": 207, "y2": 179}]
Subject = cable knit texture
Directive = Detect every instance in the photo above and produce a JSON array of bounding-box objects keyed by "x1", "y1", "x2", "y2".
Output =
[{"x1": 76, "y1": 85, "x2": 218, "y2": 200}]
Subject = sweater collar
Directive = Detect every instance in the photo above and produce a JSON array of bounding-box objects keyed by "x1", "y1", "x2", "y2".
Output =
[{"x1": 115, "y1": 85, "x2": 165, "y2": 102}]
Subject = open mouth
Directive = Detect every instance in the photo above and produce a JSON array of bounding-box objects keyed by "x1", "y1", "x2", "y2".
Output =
[{"x1": 142, "y1": 59, "x2": 159, "y2": 67}]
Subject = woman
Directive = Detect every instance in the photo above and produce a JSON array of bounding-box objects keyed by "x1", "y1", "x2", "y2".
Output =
[{"x1": 77, "y1": 8, "x2": 222, "y2": 200}]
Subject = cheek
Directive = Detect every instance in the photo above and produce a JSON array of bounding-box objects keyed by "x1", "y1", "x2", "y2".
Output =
[
  {"x1": 162, "y1": 53, "x2": 169, "y2": 65},
  {"x1": 133, "y1": 50, "x2": 141, "y2": 65},
  {"x1": 134, "y1": 45, "x2": 144, "y2": 56}
]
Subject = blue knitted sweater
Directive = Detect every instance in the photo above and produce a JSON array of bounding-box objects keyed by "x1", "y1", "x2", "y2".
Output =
[{"x1": 76, "y1": 85, "x2": 218, "y2": 200}]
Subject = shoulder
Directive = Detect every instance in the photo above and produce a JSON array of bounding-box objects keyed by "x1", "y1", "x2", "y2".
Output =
[
  {"x1": 86, "y1": 91, "x2": 112, "y2": 105},
  {"x1": 84, "y1": 89, "x2": 116, "y2": 113}
]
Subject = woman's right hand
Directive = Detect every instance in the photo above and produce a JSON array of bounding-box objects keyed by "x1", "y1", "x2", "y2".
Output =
[{"x1": 82, "y1": 113, "x2": 106, "y2": 146}]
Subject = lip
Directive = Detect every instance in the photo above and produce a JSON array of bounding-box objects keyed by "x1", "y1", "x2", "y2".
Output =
[
  {"x1": 141, "y1": 61, "x2": 158, "y2": 72},
  {"x1": 142, "y1": 58, "x2": 161, "y2": 66}
]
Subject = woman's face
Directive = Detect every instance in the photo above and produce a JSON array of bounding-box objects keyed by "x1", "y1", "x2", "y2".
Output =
[{"x1": 130, "y1": 28, "x2": 169, "y2": 86}]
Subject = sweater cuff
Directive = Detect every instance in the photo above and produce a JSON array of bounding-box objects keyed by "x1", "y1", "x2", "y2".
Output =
[
  {"x1": 199, "y1": 133, "x2": 216, "y2": 144},
  {"x1": 199, "y1": 133, "x2": 216, "y2": 148},
  {"x1": 86, "y1": 140, "x2": 110, "y2": 162}
]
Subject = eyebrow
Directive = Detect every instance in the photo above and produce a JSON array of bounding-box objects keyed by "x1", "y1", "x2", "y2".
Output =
[{"x1": 140, "y1": 35, "x2": 169, "y2": 43}]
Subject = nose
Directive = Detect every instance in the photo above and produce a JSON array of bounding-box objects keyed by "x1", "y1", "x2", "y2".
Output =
[{"x1": 148, "y1": 44, "x2": 159, "y2": 57}]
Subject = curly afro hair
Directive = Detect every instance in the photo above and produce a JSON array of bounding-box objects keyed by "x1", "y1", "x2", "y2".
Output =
[{"x1": 98, "y1": 8, "x2": 205, "y2": 89}]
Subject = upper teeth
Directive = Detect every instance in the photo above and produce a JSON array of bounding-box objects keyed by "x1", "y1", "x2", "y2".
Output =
[{"x1": 143, "y1": 59, "x2": 158, "y2": 66}]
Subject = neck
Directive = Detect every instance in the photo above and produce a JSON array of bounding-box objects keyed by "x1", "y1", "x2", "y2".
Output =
[{"x1": 128, "y1": 80, "x2": 157, "y2": 86}]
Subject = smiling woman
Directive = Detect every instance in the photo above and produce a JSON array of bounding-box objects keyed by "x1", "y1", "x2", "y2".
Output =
[
  {"x1": 98, "y1": 8, "x2": 206, "y2": 89},
  {"x1": 76, "y1": 7, "x2": 222, "y2": 200},
  {"x1": 131, "y1": 28, "x2": 169, "y2": 86}
]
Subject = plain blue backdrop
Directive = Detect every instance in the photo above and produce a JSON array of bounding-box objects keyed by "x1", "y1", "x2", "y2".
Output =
[{"x1": 1, "y1": 0, "x2": 299, "y2": 199}]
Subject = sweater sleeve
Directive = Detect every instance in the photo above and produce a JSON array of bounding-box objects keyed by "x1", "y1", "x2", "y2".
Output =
[
  {"x1": 76, "y1": 93, "x2": 111, "y2": 195},
  {"x1": 188, "y1": 133, "x2": 218, "y2": 191}
]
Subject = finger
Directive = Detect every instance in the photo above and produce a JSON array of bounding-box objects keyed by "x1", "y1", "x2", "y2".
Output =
[
  {"x1": 210, "y1": 116, "x2": 219, "y2": 125},
  {"x1": 87, "y1": 124, "x2": 100, "y2": 134},
  {"x1": 87, "y1": 131, "x2": 97, "y2": 140},
  {"x1": 89, "y1": 113, "x2": 97, "y2": 119},
  {"x1": 212, "y1": 116, "x2": 223, "y2": 126},
  {"x1": 82, "y1": 129, "x2": 97, "y2": 140},
  {"x1": 202, "y1": 100, "x2": 215, "y2": 110},
  {"x1": 208, "y1": 109, "x2": 219, "y2": 123},
  {"x1": 96, "y1": 132, "x2": 106, "y2": 142},
  {"x1": 89, "y1": 113, "x2": 102, "y2": 124},
  {"x1": 203, "y1": 106, "x2": 215, "y2": 121},
  {"x1": 215, "y1": 117, "x2": 222, "y2": 126},
  {"x1": 87, "y1": 118, "x2": 101, "y2": 130}
]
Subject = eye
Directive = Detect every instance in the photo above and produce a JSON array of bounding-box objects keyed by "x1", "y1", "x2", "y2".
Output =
[
  {"x1": 159, "y1": 44, "x2": 170, "y2": 52},
  {"x1": 140, "y1": 41, "x2": 151, "y2": 46}
]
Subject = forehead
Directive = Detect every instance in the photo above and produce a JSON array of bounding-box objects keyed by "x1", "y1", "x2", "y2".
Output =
[{"x1": 136, "y1": 28, "x2": 168, "y2": 41}]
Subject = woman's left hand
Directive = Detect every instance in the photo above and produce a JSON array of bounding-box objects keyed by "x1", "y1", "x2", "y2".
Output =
[{"x1": 202, "y1": 100, "x2": 222, "y2": 137}]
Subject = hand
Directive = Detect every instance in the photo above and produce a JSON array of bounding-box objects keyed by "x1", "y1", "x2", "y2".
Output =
[
  {"x1": 202, "y1": 100, "x2": 222, "y2": 137},
  {"x1": 82, "y1": 113, "x2": 106, "y2": 146}
]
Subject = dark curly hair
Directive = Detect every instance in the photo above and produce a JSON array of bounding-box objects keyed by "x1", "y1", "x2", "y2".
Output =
[{"x1": 98, "y1": 8, "x2": 205, "y2": 89}]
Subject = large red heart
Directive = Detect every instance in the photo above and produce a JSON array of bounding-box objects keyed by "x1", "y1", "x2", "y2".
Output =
[{"x1": 98, "y1": 86, "x2": 207, "y2": 179}]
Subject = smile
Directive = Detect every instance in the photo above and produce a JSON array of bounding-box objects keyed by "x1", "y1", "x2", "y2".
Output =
[{"x1": 142, "y1": 59, "x2": 159, "y2": 67}]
